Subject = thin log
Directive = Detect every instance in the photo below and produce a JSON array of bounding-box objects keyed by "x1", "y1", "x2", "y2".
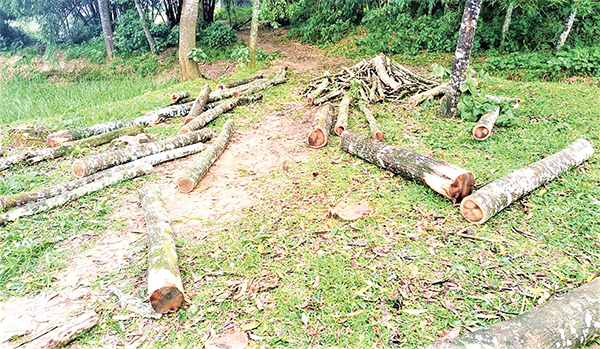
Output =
[
  {"x1": 17, "y1": 311, "x2": 99, "y2": 349},
  {"x1": 461, "y1": 139, "x2": 594, "y2": 224},
  {"x1": 177, "y1": 119, "x2": 235, "y2": 193},
  {"x1": 223, "y1": 74, "x2": 265, "y2": 89},
  {"x1": 307, "y1": 103, "x2": 335, "y2": 149},
  {"x1": 170, "y1": 91, "x2": 190, "y2": 103},
  {"x1": 341, "y1": 131, "x2": 474, "y2": 203},
  {"x1": 375, "y1": 76, "x2": 385, "y2": 101},
  {"x1": 408, "y1": 83, "x2": 448, "y2": 106},
  {"x1": 308, "y1": 74, "x2": 330, "y2": 105},
  {"x1": 313, "y1": 90, "x2": 343, "y2": 106},
  {"x1": 369, "y1": 77, "x2": 378, "y2": 103},
  {"x1": 183, "y1": 84, "x2": 212, "y2": 125},
  {"x1": 179, "y1": 100, "x2": 236, "y2": 134},
  {"x1": 472, "y1": 106, "x2": 500, "y2": 141},
  {"x1": 139, "y1": 184, "x2": 184, "y2": 313},
  {"x1": 0, "y1": 141, "x2": 208, "y2": 211},
  {"x1": 334, "y1": 92, "x2": 353, "y2": 136},
  {"x1": 207, "y1": 67, "x2": 287, "y2": 103},
  {"x1": 373, "y1": 54, "x2": 401, "y2": 90},
  {"x1": 425, "y1": 277, "x2": 600, "y2": 349},
  {"x1": 72, "y1": 128, "x2": 214, "y2": 178},
  {"x1": 359, "y1": 103, "x2": 384, "y2": 141},
  {"x1": 391, "y1": 61, "x2": 439, "y2": 86}
]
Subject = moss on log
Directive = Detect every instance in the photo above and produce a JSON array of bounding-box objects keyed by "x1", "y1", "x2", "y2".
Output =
[
  {"x1": 307, "y1": 103, "x2": 335, "y2": 148},
  {"x1": 359, "y1": 103, "x2": 384, "y2": 141},
  {"x1": 179, "y1": 100, "x2": 236, "y2": 135},
  {"x1": 19, "y1": 311, "x2": 99, "y2": 349},
  {"x1": 334, "y1": 92, "x2": 353, "y2": 136},
  {"x1": 223, "y1": 74, "x2": 265, "y2": 89}
]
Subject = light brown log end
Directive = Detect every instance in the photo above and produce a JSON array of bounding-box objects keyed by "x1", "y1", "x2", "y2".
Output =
[
  {"x1": 473, "y1": 125, "x2": 491, "y2": 140},
  {"x1": 461, "y1": 197, "x2": 486, "y2": 224},
  {"x1": 373, "y1": 131, "x2": 384, "y2": 141},
  {"x1": 47, "y1": 130, "x2": 69, "y2": 147},
  {"x1": 233, "y1": 91, "x2": 240, "y2": 98},
  {"x1": 170, "y1": 93, "x2": 180, "y2": 101},
  {"x1": 150, "y1": 286, "x2": 184, "y2": 313},
  {"x1": 217, "y1": 84, "x2": 225, "y2": 90},
  {"x1": 178, "y1": 127, "x2": 190, "y2": 135},
  {"x1": 408, "y1": 97, "x2": 419, "y2": 106},
  {"x1": 449, "y1": 172, "x2": 475, "y2": 203},
  {"x1": 334, "y1": 126, "x2": 346, "y2": 136},
  {"x1": 306, "y1": 97, "x2": 313, "y2": 105},
  {"x1": 182, "y1": 116, "x2": 194, "y2": 125},
  {"x1": 307, "y1": 129, "x2": 328, "y2": 148},
  {"x1": 177, "y1": 177, "x2": 195, "y2": 193},
  {"x1": 424, "y1": 166, "x2": 475, "y2": 203},
  {"x1": 72, "y1": 161, "x2": 86, "y2": 178}
]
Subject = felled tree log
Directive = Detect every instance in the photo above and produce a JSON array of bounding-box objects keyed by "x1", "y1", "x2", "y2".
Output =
[
  {"x1": 313, "y1": 90, "x2": 343, "y2": 106},
  {"x1": 177, "y1": 119, "x2": 235, "y2": 193},
  {"x1": 179, "y1": 100, "x2": 236, "y2": 134},
  {"x1": 207, "y1": 67, "x2": 287, "y2": 103},
  {"x1": 72, "y1": 128, "x2": 214, "y2": 177},
  {"x1": 439, "y1": 0, "x2": 482, "y2": 118},
  {"x1": 408, "y1": 83, "x2": 448, "y2": 106},
  {"x1": 359, "y1": 103, "x2": 384, "y2": 141},
  {"x1": 182, "y1": 84, "x2": 212, "y2": 125},
  {"x1": 307, "y1": 103, "x2": 335, "y2": 149},
  {"x1": 170, "y1": 91, "x2": 189, "y2": 103},
  {"x1": 472, "y1": 106, "x2": 500, "y2": 141},
  {"x1": 373, "y1": 54, "x2": 401, "y2": 90},
  {"x1": 461, "y1": 138, "x2": 594, "y2": 224},
  {"x1": 0, "y1": 142, "x2": 208, "y2": 211},
  {"x1": 425, "y1": 277, "x2": 600, "y2": 349},
  {"x1": 334, "y1": 92, "x2": 353, "y2": 136},
  {"x1": 222, "y1": 73, "x2": 265, "y2": 89},
  {"x1": 307, "y1": 74, "x2": 330, "y2": 105},
  {"x1": 0, "y1": 125, "x2": 144, "y2": 171},
  {"x1": 341, "y1": 131, "x2": 474, "y2": 203},
  {"x1": 139, "y1": 184, "x2": 184, "y2": 313},
  {"x1": 19, "y1": 311, "x2": 99, "y2": 349}
]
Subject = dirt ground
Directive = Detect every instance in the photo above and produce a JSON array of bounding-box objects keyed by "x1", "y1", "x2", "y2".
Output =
[{"x1": 0, "y1": 28, "x2": 352, "y2": 348}]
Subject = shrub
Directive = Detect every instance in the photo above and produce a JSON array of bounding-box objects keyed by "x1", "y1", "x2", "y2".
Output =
[
  {"x1": 197, "y1": 22, "x2": 237, "y2": 50},
  {"x1": 114, "y1": 9, "x2": 179, "y2": 54}
]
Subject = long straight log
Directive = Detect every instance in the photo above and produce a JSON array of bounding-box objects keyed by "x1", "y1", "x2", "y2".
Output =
[
  {"x1": 0, "y1": 141, "x2": 208, "y2": 211},
  {"x1": 72, "y1": 128, "x2": 214, "y2": 178},
  {"x1": 425, "y1": 277, "x2": 600, "y2": 349},
  {"x1": 408, "y1": 83, "x2": 448, "y2": 106},
  {"x1": 170, "y1": 91, "x2": 189, "y2": 103},
  {"x1": 373, "y1": 55, "x2": 401, "y2": 90},
  {"x1": 472, "y1": 106, "x2": 500, "y2": 141},
  {"x1": 18, "y1": 311, "x2": 99, "y2": 349},
  {"x1": 177, "y1": 119, "x2": 235, "y2": 193},
  {"x1": 222, "y1": 73, "x2": 265, "y2": 89},
  {"x1": 179, "y1": 100, "x2": 236, "y2": 134},
  {"x1": 183, "y1": 84, "x2": 212, "y2": 125},
  {"x1": 334, "y1": 92, "x2": 353, "y2": 136},
  {"x1": 308, "y1": 75, "x2": 330, "y2": 105},
  {"x1": 207, "y1": 67, "x2": 287, "y2": 103},
  {"x1": 313, "y1": 90, "x2": 343, "y2": 106},
  {"x1": 139, "y1": 184, "x2": 184, "y2": 313},
  {"x1": 307, "y1": 103, "x2": 335, "y2": 149},
  {"x1": 341, "y1": 131, "x2": 474, "y2": 202},
  {"x1": 461, "y1": 138, "x2": 594, "y2": 224},
  {"x1": 359, "y1": 103, "x2": 384, "y2": 141}
]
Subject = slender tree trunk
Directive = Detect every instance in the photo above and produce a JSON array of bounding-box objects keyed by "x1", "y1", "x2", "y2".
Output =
[
  {"x1": 439, "y1": 0, "x2": 482, "y2": 118},
  {"x1": 179, "y1": 0, "x2": 201, "y2": 80},
  {"x1": 373, "y1": 54, "x2": 401, "y2": 90},
  {"x1": 554, "y1": 7, "x2": 577, "y2": 53},
  {"x1": 248, "y1": 0, "x2": 260, "y2": 68},
  {"x1": 98, "y1": 0, "x2": 116, "y2": 60},
  {"x1": 134, "y1": 0, "x2": 157, "y2": 53},
  {"x1": 501, "y1": 2, "x2": 514, "y2": 46}
]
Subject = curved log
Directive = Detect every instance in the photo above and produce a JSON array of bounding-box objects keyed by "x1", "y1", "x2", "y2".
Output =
[
  {"x1": 308, "y1": 74, "x2": 330, "y2": 105},
  {"x1": 307, "y1": 103, "x2": 335, "y2": 149},
  {"x1": 334, "y1": 92, "x2": 353, "y2": 136}
]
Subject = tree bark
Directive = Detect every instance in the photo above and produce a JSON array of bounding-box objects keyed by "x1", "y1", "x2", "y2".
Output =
[
  {"x1": 501, "y1": 2, "x2": 514, "y2": 45},
  {"x1": 313, "y1": 90, "x2": 343, "y2": 106},
  {"x1": 425, "y1": 277, "x2": 600, "y2": 349},
  {"x1": 248, "y1": 0, "x2": 260, "y2": 68},
  {"x1": 134, "y1": 0, "x2": 156, "y2": 53},
  {"x1": 461, "y1": 138, "x2": 593, "y2": 224},
  {"x1": 472, "y1": 106, "x2": 500, "y2": 141},
  {"x1": 1, "y1": 142, "x2": 207, "y2": 212},
  {"x1": 359, "y1": 103, "x2": 384, "y2": 141},
  {"x1": 177, "y1": 119, "x2": 235, "y2": 193},
  {"x1": 182, "y1": 84, "x2": 212, "y2": 124},
  {"x1": 179, "y1": 99, "x2": 236, "y2": 134},
  {"x1": 139, "y1": 184, "x2": 184, "y2": 313},
  {"x1": 171, "y1": 91, "x2": 190, "y2": 103},
  {"x1": 334, "y1": 92, "x2": 353, "y2": 136},
  {"x1": 98, "y1": 0, "x2": 115, "y2": 60},
  {"x1": 439, "y1": 0, "x2": 482, "y2": 118},
  {"x1": 554, "y1": 7, "x2": 577, "y2": 53},
  {"x1": 72, "y1": 128, "x2": 214, "y2": 177},
  {"x1": 222, "y1": 74, "x2": 265, "y2": 89},
  {"x1": 179, "y1": 0, "x2": 201, "y2": 80},
  {"x1": 341, "y1": 131, "x2": 475, "y2": 203},
  {"x1": 18, "y1": 311, "x2": 99, "y2": 349},
  {"x1": 307, "y1": 103, "x2": 335, "y2": 149},
  {"x1": 373, "y1": 54, "x2": 401, "y2": 90},
  {"x1": 408, "y1": 83, "x2": 447, "y2": 106},
  {"x1": 307, "y1": 74, "x2": 330, "y2": 105}
]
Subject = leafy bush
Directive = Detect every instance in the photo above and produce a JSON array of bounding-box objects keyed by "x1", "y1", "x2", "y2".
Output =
[
  {"x1": 197, "y1": 22, "x2": 237, "y2": 50},
  {"x1": 229, "y1": 45, "x2": 282, "y2": 67},
  {"x1": 0, "y1": 10, "x2": 34, "y2": 51},
  {"x1": 457, "y1": 76, "x2": 519, "y2": 126},
  {"x1": 113, "y1": 9, "x2": 179, "y2": 54},
  {"x1": 63, "y1": 37, "x2": 106, "y2": 63}
]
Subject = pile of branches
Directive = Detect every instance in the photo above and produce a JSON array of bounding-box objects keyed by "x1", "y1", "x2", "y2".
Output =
[{"x1": 303, "y1": 54, "x2": 440, "y2": 105}]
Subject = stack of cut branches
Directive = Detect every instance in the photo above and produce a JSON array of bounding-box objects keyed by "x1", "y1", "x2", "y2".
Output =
[{"x1": 303, "y1": 54, "x2": 439, "y2": 105}]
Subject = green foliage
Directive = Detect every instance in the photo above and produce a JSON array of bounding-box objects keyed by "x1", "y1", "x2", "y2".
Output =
[
  {"x1": 0, "y1": 10, "x2": 35, "y2": 51},
  {"x1": 113, "y1": 9, "x2": 179, "y2": 54},
  {"x1": 229, "y1": 45, "x2": 282, "y2": 67},
  {"x1": 63, "y1": 37, "x2": 106, "y2": 63},
  {"x1": 456, "y1": 76, "x2": 519, "y2": 126},
  {"x1": 188, "y1": 47, "x2": 209, "y2": 63},
  {"x1": 197, "y1": 22, "x2": 237, "y2": 50}
]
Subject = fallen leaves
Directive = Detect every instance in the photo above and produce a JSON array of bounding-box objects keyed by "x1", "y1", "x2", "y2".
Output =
[{"x1": 331, "y1": 202, "x2": 373, "y2": 221}]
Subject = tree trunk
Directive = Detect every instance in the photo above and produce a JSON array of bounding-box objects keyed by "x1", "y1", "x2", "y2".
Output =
[
  {"x1": 248, "y1": 0, "x2": 260, "y2": 68},
  {"x1": 179, "y1": 99, "x2": 236, "y2": 134},
  {"x1": 439, "y1": 0, "x2": 482, "y2": 118},
  {"x1": 171, "y1": 91, "x2": 190, "y2": 103},
  {"x1": 1, "y1": 142, "x2": 207, "y2": 212},
  {"x1": 334, "y1": 92, "x2": 353, "y2": 136},
  {"x1": 554, "y1": 7, "x2": 577, "y2": 53},
  {"x1": 360, "y1": 103, "x2": 384, "y2": 141},
  {"x1": 472, "y1": 106, "x2": 500, "y2": 141},
  {"x1": 307, "y1": 103, "x2": 335, "y2": 149},
  {"x1": 182, "y1": 84, "x2": 212, "y2": 124},
  {"x1": 341, "y1": 131, "x2": 475, "y2": 203},
  {"x1": 373, "y1": 54, "x2": 401, "y2": 90},
  {"x1": 98, "y1": 0, "x2": 115, "y2": 60},
  {"x1": 501, "y1": 2, "x2": 514, "y2": 46},
  {"x1": 134, "y1": 0, "x2": 156, "y2": 53},
  {"x1": 18, "y1": 312, "x2": 99, "y2": 349},
  {"x1": 179, "y1": 0, "x2": 201, "y2": 80},
  {"x1": 139, "y1": 184, "x2": 184, "y2": 313},
  {"x1": 222, "y1": 74, "x2": 265, "y2": 89},
  {"x1": 307, "y1": 75, "x2": 330, "y2": 105},
  {"x1": 425, "y1": 277, "x2": 600, "y2": 349},
  {"x1": 408, "y1": 83, "x2": 447, "y2": 106},
  {"x1": 177, "y1": 119, "x2": 235, "y2": 193},
  {"x1": 461, "y1": 138, "x2": 593, "y2": 224},
  {"x1": 72, "y1": 128, "x2": 214, "y2": 177}
]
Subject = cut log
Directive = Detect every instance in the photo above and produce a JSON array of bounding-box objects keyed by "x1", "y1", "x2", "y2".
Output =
[
  {"x1": 359, "y1": 103, "x2": 384, "y2": 141},
  {"x1": 472, "y1": 106, "x2": 500, "y2": 141},
  {"x1": 1, "y1": 142, "x2": 208, "y2": 211},
  {"x1": 308, "y1": 74, "x2": 330, "y2": 105},
  {"x1": 341, "y1": 131, "x2": 475, "y2": 202},
  {"x1": 307, "y1": 103, "x2": 335, "y2": 149},
  {"x1": 139, "y1": 184, "x2": 184, "y2": 313},
  {"x1": 369, "y1": 77, "x2": 378, "y2": 103},
  {"x1": 177, "y1": 119, "x2": 235, "y2": 193},
  {"x1": 18, "y1": 311, "x2": 99, "y2": 349},
  {"x1": 373, "y1": 54, "x2": 401, "y2": 90},
  {"x1": 313, "y1": 90, "x2": 343, "y2": 106},
  {"x1": 461, "y1": 138, "x2": 594, "y2": 224},
  {"x1": 408, "y1": 83, "x2": 448, "y2": 106},
  {"x1": 179, "y1": 100, "x2": 236, "y2": 135},
  {"x1": 72, "y1": 128, "x2": 214, "y2": 178},
  {"x1": 425, "y1": 277, "x2": 600, "y2": 349},
  {"x1": 223, "y1": 74, "x2": 265, "y2": 89},
  {"x1": 183, "y1": 84, "x2": 212, "y2": 125},
  {"x1": 170, "y1": 91, "x2": 190, "y2": 103},
  {"x1": 207, "y1": 67, "x2": 287, "y2": 103},
  {"x1": 334, "y1": 92, "x2": 353, "y2": 136}
]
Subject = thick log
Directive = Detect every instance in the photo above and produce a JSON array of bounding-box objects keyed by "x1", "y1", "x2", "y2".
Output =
[
  {"x1": 307, "y1": 103, "x2": 335, "y2": 149},
  {"x1": 408, "y1": 83, "x2": 448, "y2": 106},
  {"x1": 183, "y1": 84, "x2": 212, "y2": 125},
  {"x1": 341, "y1": 131, "x2": 474, "y2": 202},
  {"x1": 439, "y1": 0, "x2": 482, "y2": 118},
  {"x1": 72, "y1": 128, "x2": 214, "y2": 177},
  {"x1": 334, "y1": 92, "x2": 353, "y2": 136},
  {"x1": 425, "y1": 277, "x2": 600, "y2": 349},
  {"x1": 170, "y1": 91, "x2": 190, "y2": 103},
  {"x1": 18, "y1": 311, "x2": 99, "y2": 349},
  {"x1": 0, "y1": 142, "x2": 207, "y2": 211},
  {"x1": 177, "y1": 119, "x2": 235, "y2": 193},
  {"x1": 359, "y1": 103, "x2": 384, "y2": 141},
  {"x1": 139, "y1": 184, "x2": 184, "y2": 313},
  {"x1": 461, "y1": 138, "x2": 593, "y2": 224},
  {"x1": 308, "y1": 75, "x2": 330, "y2": 105},
  {"x1": 179, "y1": 100, "x2": 236, "y2": 135},
  {"x1": 222, "y1": 74, "x2": 265, "y2": 89},
  {"x1": 373, "y1": 55, "x2": 401, "y2": 90},
  {"x1": 472, "y1": 106, "x2": 500, "y2": 141}
]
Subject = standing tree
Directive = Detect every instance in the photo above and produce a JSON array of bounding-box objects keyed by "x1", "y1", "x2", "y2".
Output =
[
  {"x1": 554, "y1": 4, "x2": 577, "y2": 53},
  {"x1": 98, "y1": 0, "x2": 115, "y2": 60},
  {"x1": 439, "y1": 0, "x2": 482, "y2": 118},
  {"x1": 133, "y1": 0, "x2": 156, "y2": 53},
  {"x1": 248, "y1": 0, "x2": 260, "y2": 68},
  {"x1": 179, "y1": 0, "x2": 201, "y2": 80}
]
